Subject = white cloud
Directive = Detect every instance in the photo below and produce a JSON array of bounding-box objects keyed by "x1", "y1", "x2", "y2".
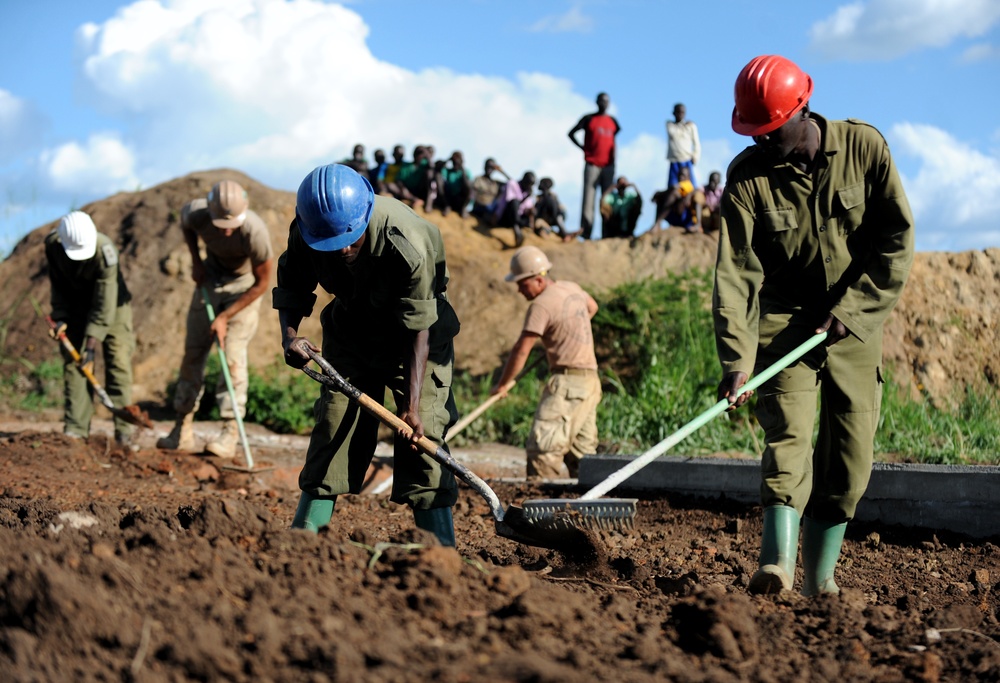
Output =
[
  {"x1": 0, "y1": 90, "x2": 48, "y2": 163},
  {"x1": 59, "y1": 0, "x2": 613, "y2": 228},
  {"x1": 526, "y1": 6, "x2": 594, "y2": 34},
  {"x1": 40, "y1": 133, "x2": 139, "y2": 195},
  {"x1": 810, "y1": 0, "x2": 1000, "y2": 60},
  {"x1": 891, "y1": 122, "x2": 1000, "y2": 251},
  {"x1": 960, "y1": 43, "x2": 1000, "y2": 63}
]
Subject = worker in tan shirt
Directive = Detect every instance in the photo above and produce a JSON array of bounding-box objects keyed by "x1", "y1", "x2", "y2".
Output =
[{"x1": 492, "y1": 247, "x2": 601, "y2": 479}]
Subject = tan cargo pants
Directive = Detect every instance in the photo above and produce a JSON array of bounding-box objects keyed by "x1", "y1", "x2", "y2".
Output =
[
  {"x1": 172, "y1": 278, "x2": 260, "y2": 419},
  {"x1": 526, "y1": 369, "x2": 601, "y2": 478}
]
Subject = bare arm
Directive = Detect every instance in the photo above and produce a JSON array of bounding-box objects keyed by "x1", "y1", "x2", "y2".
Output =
[
  {"x1": 568, "y1": 117, "x2": 586, "y2": 150},
  {"x1": 398, "y1": 328, "x2": 431, "y2": 443},
  {"x1": 491, "y1": 331, "x2": 540, "y2": 396},
  {"x1": 182, "y1": 224, "x2": 207, "y2": 286},
  {"x1": 211, "y1": 258, "x2": 273, "y2": 348}
]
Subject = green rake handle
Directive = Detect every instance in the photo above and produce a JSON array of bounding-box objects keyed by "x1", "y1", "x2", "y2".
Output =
[
  {"x1": 582, "y1": 331, "x2": 829, "y2": 500},
  {"x1": 201, "y1": 288, "x2": 255, "y2": 469}
]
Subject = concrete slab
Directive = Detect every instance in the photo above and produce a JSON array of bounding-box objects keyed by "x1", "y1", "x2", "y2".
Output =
[{"x1": 579, "y1": 454, "x2": 1000, "y2": 539}]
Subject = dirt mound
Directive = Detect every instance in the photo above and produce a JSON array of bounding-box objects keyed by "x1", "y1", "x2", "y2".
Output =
[
  {"x1": 1, "y1": 169, "x2": 997, "y2": 404},
  {"x1": 0, "y1": 432, "x2": 997, "y2": 680}
]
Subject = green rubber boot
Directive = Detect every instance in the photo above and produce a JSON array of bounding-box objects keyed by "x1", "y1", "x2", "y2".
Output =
[
  {"x1": 748, "y1": 505, "x2": 800, "y2": 594},
  {"x1": 801, "y1": 518, "x2": 848, "y2": 596},
  {"x1": 413, "y1": 507, "x2": 456, "y2": 547},
  {"x1": 291, "y1": 492, "x2": 336, "y2": 533}
]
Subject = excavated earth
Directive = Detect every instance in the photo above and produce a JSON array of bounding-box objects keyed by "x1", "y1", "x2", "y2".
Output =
[
  {"x1": 1, "y1": 170, "x2": 999, "y2": 680},
  {"x1": 0, "y1": 428, "x2": 998, "y2": 682}
]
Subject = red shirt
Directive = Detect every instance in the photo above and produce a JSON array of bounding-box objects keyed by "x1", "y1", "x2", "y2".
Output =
[{"x1": 582, "y1": 113, "x2": 619, "y2": 167}]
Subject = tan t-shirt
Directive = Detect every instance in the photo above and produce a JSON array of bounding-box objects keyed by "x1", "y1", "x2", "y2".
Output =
[
  {"x1": 182, "y1": 198, "x2": 273, "y2": 281},
  {"x1": 523, "y1": 280, "x2": 597, "y2": 370}
]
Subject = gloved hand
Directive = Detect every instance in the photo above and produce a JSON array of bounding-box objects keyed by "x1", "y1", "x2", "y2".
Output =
[
  {"x1": 80, "y1": 337, "x2": 98, "y2": 373},
  {"x1": 48, "y1": 320, "x2": 67, "y2": 340}
]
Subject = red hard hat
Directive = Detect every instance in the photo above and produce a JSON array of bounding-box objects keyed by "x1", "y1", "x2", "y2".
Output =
[{"x1": 731, "y1": 55, "x2": 814, "y2": 137}]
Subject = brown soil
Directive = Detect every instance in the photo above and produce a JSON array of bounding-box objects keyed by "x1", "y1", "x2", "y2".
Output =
[
  {"x1": 1, "y1": 170, "x2": 999, "y2": 680},
  {"x1": 1, "y1": 169, "x2": 998, "y2": 403},
  {"x1": 1, "y1": 429, "x2": 998, "y2": 681}
]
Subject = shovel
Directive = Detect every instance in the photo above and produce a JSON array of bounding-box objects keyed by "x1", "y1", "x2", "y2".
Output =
[
  {"x1": 200, "y1": 288, "x2": 271, "y2": 474},
  {"x1": 45, "y1": 315, "x2": 153, "y2": 430},
  {"x1": 519, "y1": 331, "x2": 830, "y2": 532},
  {"x1": 300, "y1": 347, "x2": 587, "y2": 550}
]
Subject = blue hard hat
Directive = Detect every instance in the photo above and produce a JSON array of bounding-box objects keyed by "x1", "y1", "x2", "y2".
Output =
[{"x1": 295, "y1": 164, "x2": 375, "y2": 251}]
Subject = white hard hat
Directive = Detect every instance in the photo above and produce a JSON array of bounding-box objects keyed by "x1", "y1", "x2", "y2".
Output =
[
  {"x1": 58, "y1": 211, "x2": 98, "y2": 261},
  {"x1": 505, "y1": 246, "x2": 552, "y2": 282}
]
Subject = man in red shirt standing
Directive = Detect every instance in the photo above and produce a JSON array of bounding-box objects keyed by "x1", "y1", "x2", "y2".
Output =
[{"x1": 568, "y1": 92, "x2": 621, "y2": 240}]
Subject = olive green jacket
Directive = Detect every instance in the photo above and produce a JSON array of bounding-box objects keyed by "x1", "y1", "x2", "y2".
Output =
[
  {"x1": 45, "y1": 231, "x2": 132, "y2": 342},
  {"x1": 272, "y1": 196, "x2": 460, "y2": 359},
  {"x1": 713, "y1": 114, "x2": 914, "y2": 376}
]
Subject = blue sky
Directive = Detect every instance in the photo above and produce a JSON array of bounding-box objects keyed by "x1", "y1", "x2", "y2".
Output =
[{"x1": 2, "y1": 0, "x2": 999, "y2": 254}]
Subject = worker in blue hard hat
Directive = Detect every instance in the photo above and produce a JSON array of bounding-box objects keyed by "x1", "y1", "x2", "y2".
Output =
[{"x1": 273, "y1": 163, "x2": 462, "y2": 546}]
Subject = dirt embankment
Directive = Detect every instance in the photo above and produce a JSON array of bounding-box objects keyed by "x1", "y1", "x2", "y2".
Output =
[
  {"x1": 0, "y1": 431, "x2": 997, "y2": 681},
  {"x1": 1, "y1": 169, "x2": 997, "y2": 404}
]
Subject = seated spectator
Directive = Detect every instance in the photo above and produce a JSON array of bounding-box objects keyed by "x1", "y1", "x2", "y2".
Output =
[
  {"x1": 383, "y1": 145, "x2": 407, "y2": 195},
  {"x1": 434, "y1": 151, "x2": 473, "y2": 217},
  {"x1": 599, "y1": 176, "x2": 643, "y2": 239},
  {"x1": 397, "y1": 145, "x2": 433, "y2": 211},
  {"x1": 701, "y1": 171, "x2": 724, "y2": 233},
  {"x1": 471, "y1": 158, "x2": 511, "y2": 219},
  {"x1": 649, "y1": 166, "x2": 704, "y2": 233},
  {"x1": 341, "y1": 144, "x2": 369, "y2": 175},
  {"x1": 534, "y1": 177, "x2": 570, "y2": 239},
  {"x1": 493, "y1": 171, "x2": 537, "y2": 248},
  {"x1": 369, "y1": 148, "x2": 389, "y2": 194}
]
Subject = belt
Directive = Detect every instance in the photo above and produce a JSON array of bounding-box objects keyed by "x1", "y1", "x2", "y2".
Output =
[{"x1": 551, "y1": 367, "x2": 597, "y2": 376}]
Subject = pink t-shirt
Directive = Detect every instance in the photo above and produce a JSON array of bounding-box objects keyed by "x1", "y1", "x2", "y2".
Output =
[{"x1": 523, "y1": 280, "x2": 597, "y2": 370}]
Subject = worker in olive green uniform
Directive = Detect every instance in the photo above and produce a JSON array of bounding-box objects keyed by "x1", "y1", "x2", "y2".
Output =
[
  {"x1": 45, "y1": 211, "x2": 136, "y2": 445},
  {"x1": 275, "y1": 164, "x2": 461, "y2": 546},
  {"x1": 714, "y1": 55, "x2": 914, "y2": 596},
  {"x1": 157, "y1": 180, "x2": 273, "y2": 457}
]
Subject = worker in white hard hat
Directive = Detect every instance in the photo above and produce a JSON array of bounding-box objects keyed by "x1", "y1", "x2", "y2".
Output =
[
  {"x1": 157, "y1": 180, "x2": 274, "y2": 458},
  {"x1": 44, "y1": 211, "x2": 136, "y2": 446},
  {"x1": 492, "y1": 246, "x2": 601, "y2": 479}
]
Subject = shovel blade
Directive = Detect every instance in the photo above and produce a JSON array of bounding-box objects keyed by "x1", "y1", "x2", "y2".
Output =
[
  {"x1": 519, "y1": 498, "x2": 638, "y2": 533},
  {"x1": 113, "y1": 404, "x2": 154, "y2": 429}
]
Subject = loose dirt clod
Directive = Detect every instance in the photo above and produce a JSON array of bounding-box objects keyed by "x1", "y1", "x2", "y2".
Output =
[{"x1": 1, "y1": 430, "x2": 998, "y2": 681}]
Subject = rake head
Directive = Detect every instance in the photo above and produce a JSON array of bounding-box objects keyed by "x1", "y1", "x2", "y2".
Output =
[{"x1": 519, "y1": 498, "x2": 638, "y2": 532}]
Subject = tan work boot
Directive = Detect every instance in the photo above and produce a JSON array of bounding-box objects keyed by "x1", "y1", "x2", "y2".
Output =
[
  {"x1": 204, "y1": 419, "x2": 239, "y2": 459},
  {"x1": 156, "y1": 413, "x2": 196, "y2": 451}
]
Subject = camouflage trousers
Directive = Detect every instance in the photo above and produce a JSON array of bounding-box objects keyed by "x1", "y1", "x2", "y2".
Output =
[
  {"x1": 526, "y1": 369, "x2": 601, "y2": 478},
  {"x1": 172, "y1": 281, "x2": 260, "y2": 419}
]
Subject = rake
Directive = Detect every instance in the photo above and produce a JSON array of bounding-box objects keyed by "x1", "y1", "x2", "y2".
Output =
[
  {"x1": 519, "y1": 331, "x2": 830, "y2": 532},
  {"x1": 201, "y1": 288, "x2": 272, "y2": 474}
]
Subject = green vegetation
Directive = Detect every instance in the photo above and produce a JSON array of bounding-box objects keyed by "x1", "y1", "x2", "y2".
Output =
[
  {"x1": 2, "y1": 271, "x2": 997, "y2": 464},
  {"x1": 451, "y1": 272, "x2": 1000, "y2": 466}
]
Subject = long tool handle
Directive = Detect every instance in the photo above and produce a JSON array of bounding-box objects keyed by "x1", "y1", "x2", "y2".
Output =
[
  {"x1": 582, "y1": 331, "x2": 829, "y2": 500},
  {"x1": 302, "y1": 349, "x2": 507, "y2": 522},
  {"x1": 45, "y1": 315, "x2": 116, "y2": 411},
  {"x1": 201, "y1": 288, "x2": 255, "y2": 469},
  {"x1": 448, "y1": 354, "x2": 545, "y2": 441}
]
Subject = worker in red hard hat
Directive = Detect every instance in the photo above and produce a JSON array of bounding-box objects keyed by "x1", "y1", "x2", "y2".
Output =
[{"x1": 713, "y1": 55, "x2": 915, "y2": 597}]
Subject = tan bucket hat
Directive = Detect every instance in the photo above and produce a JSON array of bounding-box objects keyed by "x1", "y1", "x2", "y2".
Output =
[{"x1": 207, "y1": 181, "x2": 249, "y2": 229}]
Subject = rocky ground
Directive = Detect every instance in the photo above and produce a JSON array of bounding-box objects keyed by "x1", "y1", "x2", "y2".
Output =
[{"x1": 1, "y1": 419, "x2": 998, "y2": 682}]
